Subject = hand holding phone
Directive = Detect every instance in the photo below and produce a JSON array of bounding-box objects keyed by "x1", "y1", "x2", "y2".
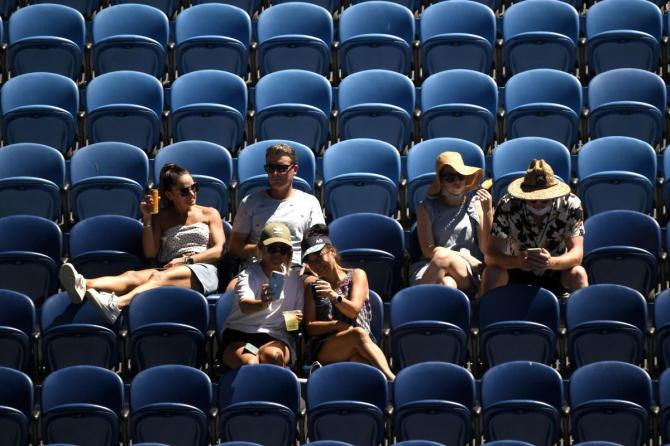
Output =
[{"x1": 268, "y1": 271, "x2": 286, "y2": 300}]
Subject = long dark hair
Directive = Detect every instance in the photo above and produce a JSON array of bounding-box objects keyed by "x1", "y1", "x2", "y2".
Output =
[
  {"x1": 158, "y1": 163, "x2": 189, "y2": 208},
  {"x1": 305, "y1": 224, "x2": 341, "y2": 264}
]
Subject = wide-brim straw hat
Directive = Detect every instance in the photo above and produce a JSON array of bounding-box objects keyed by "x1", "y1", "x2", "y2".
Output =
[
  {"x1": 508, "y1": 159, "x2": 571, "y2": 200},
  {"x1": 427, "y1": 151, "x2": 484, "y2": 196}
]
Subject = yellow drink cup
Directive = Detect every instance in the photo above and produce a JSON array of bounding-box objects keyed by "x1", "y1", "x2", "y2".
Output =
[
  {"x1": 150, "y1": 189, "x2": 160, "y2": 214},
  {"x1": 283, "y1": 311, "x2": 300, "y2": 331}
]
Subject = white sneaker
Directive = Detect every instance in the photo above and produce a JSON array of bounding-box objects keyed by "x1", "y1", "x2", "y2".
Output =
[
  {"x1": 59, "y1": 263, "x2": 86, "y2": 304},
  {"x1": 86, "y1": 289, "x2": 121, "y2": 324}
]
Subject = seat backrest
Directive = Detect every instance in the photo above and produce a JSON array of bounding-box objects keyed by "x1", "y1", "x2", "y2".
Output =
[
  {"x1": 41, "y1": 365, "x2": 123, "y2": 414},
  {"x1": 658, "y1": 368, "x2": 670, "y2": 410},
  {"x1": 420, "y1": 1, "x2": 496, "y2": 46},
  {"x1": 0, "y1": 215, "x2": 62, "y2": 263},
  {"x1": 257, "y1": 2, "x2": 332, "y2": 46},
  {"x1": 1, "y1": 72, "x2": 79, "y2": 120},
  {"x1": 393, "y1": 361, "x2": 475, "y2": 409},
  {"x1": 478, "y1": 284, "x2": 559, "y2": 334},
  {"x1": 492, "y1": 137, "x2": 571, "y2": 182},
  {"x1": 215, "y1": 290, "x2": 235, "y2": 342},
  {"x1": 566, "y1": 284, "x2": 646, "y2": 332},
  {"x1": 128, "y1": 287, "x2": 209, "y2": 334},
  {"x1": 0, "y1": 289, "x2": 34, "y2": 337},
  {"x1": 503, "y1": 0, "x2": 579, "y2": 44},
  {"x1": 68, "y1": 215, "x2": 144, "y2": 259},
  {"x1": 170, "y1": 69, "x2": 247, "y2": 118},
  {"x1": 86, "y1": 70, "x2": 164, "y2": 117},
  {"x1": 323, "y1": 139, "x2": 401, "y2": 183},
  {"x1": 306, "y1": 362, "x2": 388, "y2": 410},
  {"x1": 583, "y1": 210, "x2": 660, "y2": 255},
  {"x1": 338, "y1": 69, "x2": 415, "y2": 117},
  {"x1": 131, "y1": 364, "x2": 212, "y2": 414},
  {"x1": 577, "y1": 136, "x2": 656, "y2": 184},
  {"x1": 236, "y1": 139, "x2": 316, "y2": 188},
  {"x1": 328, "y1": 213, "x2": 405, "y2": 264},
  {"x1": 92, "y1": 3, "x2": 169, "y2": 49},
  {"x1": 9, "y1": 3, "x2": 85, "y2": 50},
  {"x1": 368, "y1": 290, "x2": 383, "y2": 345},
  {"x1": 0, "y1": 143, "x2": 65, "y2": 185},
  {"x1": 389, "y1": 284, "x2": 470, "y2": 332},
  {"x1": 154, "y1": 140, "x2": 233, "y2": 186},
  {"x1": 421, "y1": 69, "x2": 498, "y2": 117},
  {"x1": 407, "y1": 138, "x2": 485, "y2": 183},
  {"x1": 254, "y1": 69, "x2": 332, "y2": 118},
  {"x1": 70, "y1": 142, "x2": 149, "y2": 186},
  {"x1": 0, "y1": 367, "x2": 33, "y2": 420},
  {"x1": 175, "y1": 3, "x2": 251, "y2": 47},
  {"x1": 569, "y1": 361, "x2": 651, "y2": 410},
  {"x1": 655, "y1": 289, "x2": 670, "y2": 329},
  {"x1": 586, "y1": 0, "x2": 662, "y2": 41},
  {"x1": 588, "y1": 68, "x2": 666, "y2": 113},
  {"x1": 339, "y1": 1, "x2": 414, "y2": 45},
  {"x1": 219, "y1": 364, "x2": 300, "y2": 415},
  {"x1": 40, "y1": 291, "x2": 120, "y2": 331},
  {"x1": 504, "y1": 69, "x2": 582, "y2": 116}
]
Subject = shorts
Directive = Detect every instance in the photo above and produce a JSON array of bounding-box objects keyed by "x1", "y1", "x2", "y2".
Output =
[
  {"x1": 220, "y1": 328, "x2": 296, "y2": 364},
  {"x1": 186, "y1": 263, "x2": 219, "y2": 295},
  {"x1": 508, "y1": 268, "x2": 567, "y2": 295},
  {"x1": 409, "y1": 256, "x2": 482, "y2": 294}
]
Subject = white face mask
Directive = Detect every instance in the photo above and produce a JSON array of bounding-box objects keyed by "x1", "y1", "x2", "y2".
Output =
[
  {"x1": 441, "y1": 187, "x2": 464, "y2": 202},
  {"x1": 526, "y1": 202, "x2": 553, "y2": 216}
]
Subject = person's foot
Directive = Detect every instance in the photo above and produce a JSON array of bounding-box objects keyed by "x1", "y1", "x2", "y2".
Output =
[
  {"x1": 86, "y1": 289, "x2": 121, "y2": 324},
  {"x1": 58, "y1": 263, "x2": 86, "y2": 304}
]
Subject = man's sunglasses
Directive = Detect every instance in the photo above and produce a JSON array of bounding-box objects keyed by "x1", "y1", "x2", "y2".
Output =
[
  {"x1": 179, "y1": 183, "x2": 200, "y2": 197},
  {"x1": 264, "y1": 163, "x2": 294, "y2": 174},
  {"x1": 267, "y1": 244, "x2": 292, "y2": 255},
  {"x1": 441, "y1": 172, "x2": 465, "y2": 183}
]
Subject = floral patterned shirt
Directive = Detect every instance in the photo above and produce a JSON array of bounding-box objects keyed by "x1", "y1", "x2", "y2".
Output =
[{"x1": 491, "y1": 193, "x2": 585, "y2": 256}]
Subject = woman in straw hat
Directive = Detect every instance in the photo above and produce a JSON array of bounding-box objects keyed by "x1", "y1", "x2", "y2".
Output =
[
  {"x1": 481, "y1": 159, "x2": 588, "y2": 296},
  {"x1": 411, "y1": 151, "x2": 493, "y2": 294}
]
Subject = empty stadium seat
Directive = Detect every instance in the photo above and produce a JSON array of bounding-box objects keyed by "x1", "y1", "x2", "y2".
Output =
[
  {"x1": 655, "y1": 289, "x2": 670, "y2": 371},
  {"x1": 191, "y1": 0, "x2": 260, "y2": 18},
  {"x1": 658, "y1": 367, "x2": 670, "y2": 443},
  {"x1": 0, "y1": 367, "x2": 33, "y2": 446},
  {"x1": 32, "y1": 0, "x2": 101, "y2": 19},
  {"x1": 0, "y1": 290, "x2": 34, "y2": 371},
  {"x1": 110, "y1": 0, "x2": 181, "y2": 18}
]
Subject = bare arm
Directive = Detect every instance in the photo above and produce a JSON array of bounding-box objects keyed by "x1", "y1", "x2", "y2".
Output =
[
  {"x1": 416, "y1": 202, "x2": 436, "y2": 259},
  {"x1": 188, "y1": 208, "x2": 225, "y2": 264},
  {"x1": 485, "y1": 235, "x2": 528, "y2": 271},
  {"x1": 229, "y1": 231, "x2": 259, "y2": 260},
  {"x1": 315, "y1": 268, "x2": 368, "y2": 320},
  {"x1": 475, "y1": 189, "x2": 494, "y2": 256},
  {"x1": 304, "y1": 276, "x2": 349, "y2": 337},
  {"x1": 140, "y1": 194, "x2": 162, "y2": 259},
  {"x1": 530, "y1": 236, "x2": 584, "y2": 272}
]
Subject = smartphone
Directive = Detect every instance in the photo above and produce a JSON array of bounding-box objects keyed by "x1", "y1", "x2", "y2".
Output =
[
  {"x1": 243, "y1": 343, "x2": 259, "y2": 355},
  {"x1": 268, "y1": 271, "x2": 286, "y2": 300},
  {"x1": 526, "y1": 248, "x2": 542, "y2": 254}
]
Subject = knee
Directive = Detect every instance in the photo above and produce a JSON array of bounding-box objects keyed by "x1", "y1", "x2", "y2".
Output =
[
  {"x1": 431, "y1": 248, "x2": 454, "y2": 268},
  {"x1": 121, "y1": 270, "x2": 142, "y2": 283},
  {"x1": 258, "y1": 346, "x2": 285, "y2": 366},
  {"x1": 350, "y1": 327, "x2": 371, "y2": 344},
  {"x1": 564, "y1": 266, "x2": 588, "y2": 290},
  {"x1": 147, "y1": 270, "x2": 167, "y2": 285}
]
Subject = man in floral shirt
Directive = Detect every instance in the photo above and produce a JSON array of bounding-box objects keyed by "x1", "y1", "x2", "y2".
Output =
[{"x1": 480, "y1": 159, "x2": 588, "y2": 296}]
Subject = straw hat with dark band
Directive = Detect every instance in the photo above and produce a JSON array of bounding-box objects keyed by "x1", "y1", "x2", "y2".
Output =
[
  {"x1": 427, "y1": 151, "x2": 484, "y2": 196},
  {"x1": 507, "y1": 159, "x2": 571, "y2": 201}
]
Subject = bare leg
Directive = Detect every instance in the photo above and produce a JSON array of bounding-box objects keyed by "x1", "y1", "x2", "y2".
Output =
[
  {"x1": 258, "y1": 340, "x2": 291, "y2": 366},
  {"x1": 114, "y1": 266, "x2": 197, "y2": 308},
  {"x1": 318, "y1": 327, "x2": 395, "y2": 380},
  {"x1": 479, "y1": 265, "x2": 509, "y2": 296},
  {"x1": 86, "y1": 269, "x2": 156, "y2": 295},
  {"x1": 561, "y1": 266, "x2": 588, "y2": 292},
  {"x1": 222, "y1": 342, "x2": 260, "y2": 368},
  {"x1": 419, "y1": 248, "x2": 473, "y2": 290}
]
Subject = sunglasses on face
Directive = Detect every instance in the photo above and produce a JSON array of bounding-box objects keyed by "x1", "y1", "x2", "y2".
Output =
[
  {"x1": 264, "y1": 163, "x2": 294, "y2": 174},
  {"x1": 441, "y1": 172, "x2": 465, "y2": 183},
  {"x1": 267, "y1": 244, "x2": 292, "y2": 256},
  {"x1": 178, "y1": 183, "x2": 200, "y2": 197}
]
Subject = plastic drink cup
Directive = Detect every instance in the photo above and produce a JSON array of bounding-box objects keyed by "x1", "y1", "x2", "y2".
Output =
[
  {"x1": 283, "y1": 311, "x2": 300, "y2": 331},
  {"x1": 151, "y1": 189, "x2": 160, "y2": 214}
]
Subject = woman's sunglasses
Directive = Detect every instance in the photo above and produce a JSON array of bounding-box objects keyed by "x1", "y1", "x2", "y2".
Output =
[
  {"x1": 179, "y1": 183, "x2": 200, "y2": 197},
  {"x1": 264, "y1": 163, "x2": 294, "y2": 174},
  {"x1": 267, "y1": 244, "x2": 292, "y2": 256},
  {"x1": 441, "y1": 172, "x2": 465, "y2": 183}
]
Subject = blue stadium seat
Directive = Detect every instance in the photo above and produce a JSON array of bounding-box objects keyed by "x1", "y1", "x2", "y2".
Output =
[
  {"x1": 86, "y1": 71, "x2": 164, "y2": 153},
  {"x1": 368, "y1": 290, "x2": 383, "y2": 346},
  {"x1": 257, "y1": 3, "x2": 333, "y2": 76},
  {"x1": 658, "y1": 367, "x2": 670, "y2": 443},
  {"x1": 92, "y1": 4, "x2": 169, "y2": 78},
  {"x1": 110, "y1": 0, "x2": 181, "y2": 18},
  {"x1": 131, "y1": 365, "x2": 212, "y2": 446},
  {"x1": 155, "y1": 140, "x2": 234, "y2": 218},
  {"x1": 390, "y1": 285, "x2": 470, "y2": 369},
  {"x1": 1, "y1": 73, "x2": 78, "y2": 154},
  {"x1": 393, "y1": 362, "x2": 475, "y2": 445},
  {"x1": 337, "y1": 70, "x2": 415, "y2": 150},
  {"x1": 338, "y1": 1, "x2": 414, "y2": 76},
  {"x1": 68, "y1": 215, "x2": 146, "y2": 278},
  {"x1": 174, "y1": 4, "x2": 250, "y2": 76},
  {"x1": 566, "y1": 284, "x2": 646, "y2": 368},
  {"x1": 586, "y1": 0, "x2": 662, "y2": 75},
  {"x1": 8, "y1": 4, "x2": 85, "y2": 80},
  {"x1": 479, "y1": 442, "x2": 534, "y2": 446},
  {"x1": 322, "y1": 138, "x2": 401, "y2": 219},
  {"x1": 306, "y1": 363, "x2": 388, "y2": 446},
  {"x1": 504, "y1": 69, "x2": 582, "y2": 147},
  {"x1": 301, "y1": 443, "x2": 352, "y2": 446},
  {"x1": 406, "y1": 138, "x2": 484, "y2": 217},
  {"x1": 588, "y1": 68, "x2": 666, "y2": 146},
  {"x1": 482, "y1": 361, "x2": 563, "y2": 446},
  {"x1": 254, "y1": 69, "x2": 332, "y2": 151},
  {"x1": 214, "y1": 290, "x2": 235, "y2": 347},
  {"x1": 129, "y1": 287, "x2": 209, "y2": 371},
  {"x1": 0, "y1": 215, "x2": 62, "y2": 302},
  {"x1": 32, "y1": 0, "x2": 101, "y2": 19},
  {"x1": 478, "y1": 284, "x2": 559, "y2": 368},
  {"x1": 41, "y1": 365, "x2": 124, "y2": 446},
  {"x1": 393, "y1": 442, "x2": 445, "y2": 446},
  {"x1": 433, "y1": 0, "x2": 500, "y2": 12},
  {"x1": 502, "y1": 0, "x2": 579, "y2": 75},
  {"x1": 491, "y1": 136, "x2": 571, "y2": 203},
  {"x1": 0, "y1": 367, "x2": 33, "y2": 446},
  {"x1": 191, "y1": 0, "x2": 260, "y2": 17},
  {"x1": 0, "y1": 290, "x2": 34, "y2": 371},
  {"x1": 420, "y1": 1, "x2": 495, "y2": 75},
  {"x1": 577, "y1": 136, "x2": 656, "y2": 216},
  {"x1": 40, "y1": 291, "x2": 121, "y2": 371},
  {"x1": 570, "y1": 361, "x2": 651, "y2": 446},
  {"x1": 352, "y1": 0, "x2": 421, "y2": 13},
  {"x1": 219, "y1": 365, "x2": 300, "y2": 446},
  {"x1": 0, "y1": 143, "x2": 65, "y2": 220},
  {"x1": 421, "y1": 69, "x2": 498, "y2": 149},
  {"x1": 655, "y1": 289, "x2": 670, "y2": 370},
  {"x1": 170, "y1": 70, "x2": 247, "y2": 151},
  {"x1": 0, "y1": 0, "x2": 15, "y2": 18},
  {"x1": 583, "y1": 210, "x2": 660, "y2": 296},
  {"x1": 69, "y1": 142, "x2": 149, "y2": 220},
  {"x1": 271, "y1": 0, "x2": 340, "y2": 12}
]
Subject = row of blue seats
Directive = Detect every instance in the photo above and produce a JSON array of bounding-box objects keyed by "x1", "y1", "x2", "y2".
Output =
[{"x1": 0, "y1": 360, "x2": 667, "y2": 446}]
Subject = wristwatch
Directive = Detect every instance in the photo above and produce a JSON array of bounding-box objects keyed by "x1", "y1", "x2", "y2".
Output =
[{"x1": 185, "y1": 256, "x2": 195, "y2": 265}]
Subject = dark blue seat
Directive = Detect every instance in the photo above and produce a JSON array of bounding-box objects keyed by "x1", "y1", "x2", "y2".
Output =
[
  {"x1": 504, "y1": 69, "x2": 582, "y2": 147},
  {"x1": 175, "y1": 3, "x2": 251, "y2": 76},
  {"x1": 170, "y1": 70, "x2": 247, "y2": 151},
  {"x1": 657, "y1": 367, "x2": 670, "y2": 443},
  {"x1": 1, "y1": 73, "x2": 78, "y2": 154},
  {"x1": 41, "y1": 365, "x2": 124, "y2": 446},
  {"x1": 570, "y1": 361, "x2": 651, "y2": 446},
  {"x1": 654, "y1": 289, "x2": 670, "y2": 370},
  {"x1": 502, "y1": 0, "x2": 579, "y2": 75},
  {"x1": 86, "y1": 71, "x2": 164, "y2": 153},
  {"x1": 155, "y1": 140, "x2": 234, "y2": 218},
  {"x1": 110, "y1": 0, "x2": 181, "y2": 18},
  {"x1": 420, "y1": 1, "x2": 495, "y2": 75},
  {"x1": 338, "y1": 1, "x2": 414, "y2": 76},
  {"x1": 323, "y1": 138, "x2": 401, "y2": 219},
  {"x1": 219, "y1": 365, "x2": 300, "y2": 446},
  {"x1": 40, "y1": 291, "x2": 121, "y2": 371},
  {"x1": 393, "y1": 362, "x2": 475, "y2": 445},
  {"x1": 420, "y1": 69, "x2": 498, "y2": 149},
  {"x1": 254, "y1": 69, "x2": 332, "y2": 151},
  {"x1": 337, "y1": 70, "x2": 415, "y2": 150},
  {"x1": 131, "y1": 365, "x2": 212, "y2": 446},
  {"x1": 129, "y1": 287, "x2": 209, "y2": 371},
  {"x1": 257, "y1": 2, "x2": 333, "y2": 76},
  {"x1": 479, "y1": 284, "x2": 559, "y2": 368},
  {"x1": 566, "y1": 284, "x2": 646, "y2": 368},
  {"x1": 587, "y1": 68, "x2": 666, "y2": 146},
  {"x1": 390, "y1": 285, "x2": 470, "y2": 369},
  {"x1": 0, "y1": 215, "x2": 62, "y2": 302},
  {"x1": 583, "y1": 210, "x2": 660, "y2": 296},
  {"x1": 69, "y1": 142, "x2": 149, "y2": 220},
  {"x1": 482, "y1": 361, "x2": 563, "y2": 446},
  {"x1": 0, "y1": 290, "x2": 34, "y2": 371},
  {"x1": 306, "y1": 363, "x2": 388, "y2": 446},
  {"x1": 0, "y1": 143, "x2": 65, "y2": 220},
  {"x1": 480, "y1": 442, "x2": 535, "y2": 446},
  {"x1": 8, "y1": 4, "x2": 85, "y2": 80},
  {"x1": 215, "y1": 290, "x2": 235, "y2": 347},
  {"x1": 0, "y1": 367, "x2": 33, "y2": 446},
  {"x1": 393, "y1": 441, "x2": 446, "y2": 446}
]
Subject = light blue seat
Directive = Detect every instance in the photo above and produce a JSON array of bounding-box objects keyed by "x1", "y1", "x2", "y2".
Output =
[
  {"x1": 69, "y1": 142, "x2": 149, "y2": 220},
  {"x1": 0, "y1": 143, "x2": 65, "y2": 220},
  {"x1": 1, "y1": 72, "x2": 78, "y2": 154},
  {"x1": 420, "y1": 1, "x2": 496, "y2": 75},
  {"x1": 110, "y1": 0, "x2": 181, "y2": 21},
  {"x1": 433, "y1": 0, "x2": 501, "y2": 12},
  {"x1": 174, "y1": 4, "x2": 251, "y2": 76},
  {"x1": 8, "y1": 4, "x2": 85, "y2": 80},
  {"x1": 578, "y1": 136, "x2": 656, "y2": 216},
  {"x1": 271, "y1": 0, "x2": 340, "y2": 14},
  {"x1": 170, "y1": 70, "x2": 247, "y2": 151},
  {"x1": 32, "y1": 0, "x2": 102, "y2": 19},
  {"x1": 191, "y1": 0, "x2": 261, "y2": 18}
]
